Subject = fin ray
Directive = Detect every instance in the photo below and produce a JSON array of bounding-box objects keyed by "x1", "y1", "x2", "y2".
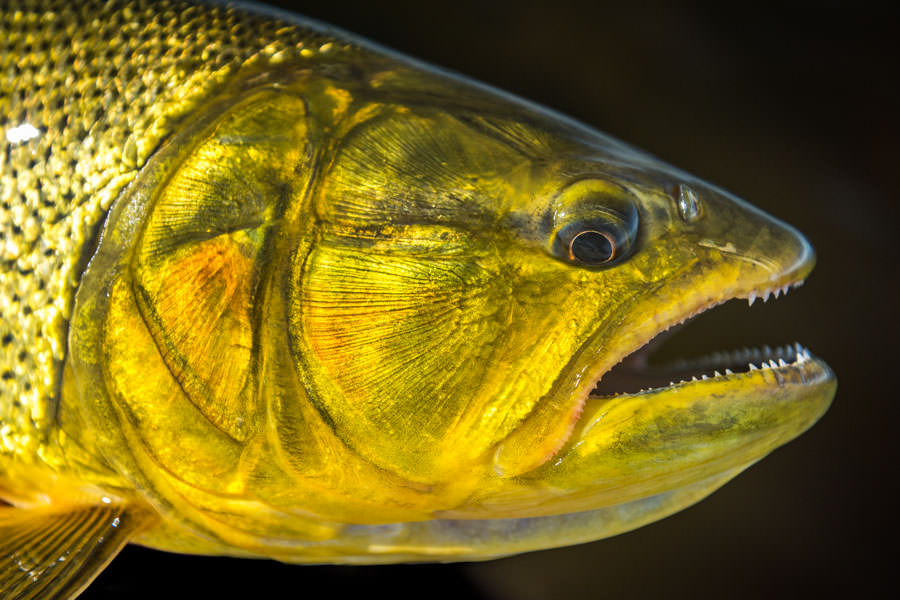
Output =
[{"x1": 0, "y1": 503, "x2": 148, "y2": 600}]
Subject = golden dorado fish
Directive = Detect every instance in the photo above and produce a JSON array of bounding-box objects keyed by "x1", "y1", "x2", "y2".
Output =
[{"x1": 0, "y1": 0, "x2": 836, "y2": 597}]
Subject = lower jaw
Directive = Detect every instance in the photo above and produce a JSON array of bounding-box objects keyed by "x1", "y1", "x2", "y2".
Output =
[{"x1": 449, "y1": 349, "x2": 834, "y2": 521}]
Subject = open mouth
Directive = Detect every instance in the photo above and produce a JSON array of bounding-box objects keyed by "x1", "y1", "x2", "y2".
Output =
[
  {"x1": 461, "y1": 259, "x2": 835, "y2": 519},
  {"x1": 590, "y1": 280, "x2": 817, "y2": 399}
]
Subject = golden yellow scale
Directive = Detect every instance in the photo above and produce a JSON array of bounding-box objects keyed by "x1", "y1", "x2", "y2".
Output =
[{"x1": 0, "y1": 1, "x2": 834, "y2": 598}]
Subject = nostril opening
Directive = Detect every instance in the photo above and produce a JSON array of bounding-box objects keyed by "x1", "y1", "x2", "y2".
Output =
[{"x1": 673, "y1": 184, "x2": 702, "y2": 223}]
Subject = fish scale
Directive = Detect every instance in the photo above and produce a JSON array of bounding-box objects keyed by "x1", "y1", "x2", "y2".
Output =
[{"x1": 0, "y1": 0, "x2": 339, "y2": 463}]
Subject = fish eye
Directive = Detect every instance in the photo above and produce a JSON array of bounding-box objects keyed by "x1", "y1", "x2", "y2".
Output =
[
  {"x1": 568, "y1": 229, "x2": 616, "y2": 264},
  {"x1": 550, "y1": 179, "x2": 639, "y2": 268}
]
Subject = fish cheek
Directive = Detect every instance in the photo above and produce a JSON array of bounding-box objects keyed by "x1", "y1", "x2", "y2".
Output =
[
  {"x1": 290, "y1": 234, "x2": 512, "y2": 483},
  {"x1": 288, "y1": 229, "x2": 624, "y2": 490},
  {"x1": 284, "y1": 109, "x2": 538, "y2": 484}
]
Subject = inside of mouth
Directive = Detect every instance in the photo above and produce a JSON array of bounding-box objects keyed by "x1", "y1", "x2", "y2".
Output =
[{"x1": 590, "y1": 301, "x2": 808, "y2": 398}]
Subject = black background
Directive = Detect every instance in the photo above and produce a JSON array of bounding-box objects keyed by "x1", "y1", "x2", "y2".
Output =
[{"x1": 85, "y1": 1, "x2": 898, "y2": 598}]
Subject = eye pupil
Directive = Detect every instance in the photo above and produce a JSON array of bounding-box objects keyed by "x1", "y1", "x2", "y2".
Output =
[{"x1": 569, "y1": 230, "x2": 615, "y2": 264}]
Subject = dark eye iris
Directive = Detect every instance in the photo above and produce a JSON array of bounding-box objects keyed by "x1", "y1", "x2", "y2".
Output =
[{"x1": 568, "y1": 230, "x2": 615, "y2": 264}]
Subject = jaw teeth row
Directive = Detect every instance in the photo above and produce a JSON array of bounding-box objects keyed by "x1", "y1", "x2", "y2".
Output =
[
  {"x1": 663, "y1": 343, "x2": 812, "y2": 388},
  {"x1": 747, "y1": 342, "x2": 811, "y2": 370},
  {"x1": 668, "y1": 342, "x2": 808, "y2": 371},
  {"x1": 747, "y1": 280, "x2": 804, "y2": 306}
]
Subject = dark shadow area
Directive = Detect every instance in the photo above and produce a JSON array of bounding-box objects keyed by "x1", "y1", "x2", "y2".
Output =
[{"x1": 86, "y1": 546, "x2": 490, "y2": 599}]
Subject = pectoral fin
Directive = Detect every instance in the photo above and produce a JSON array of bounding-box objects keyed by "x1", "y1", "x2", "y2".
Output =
[{"x1": 0, "y1": 503, "x2": 147, "y2": 600}]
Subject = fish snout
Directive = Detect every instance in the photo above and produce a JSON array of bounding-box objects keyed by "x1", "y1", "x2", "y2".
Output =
[{"x1": 684, "y1": 182, "x2": 816, "y2": 292}]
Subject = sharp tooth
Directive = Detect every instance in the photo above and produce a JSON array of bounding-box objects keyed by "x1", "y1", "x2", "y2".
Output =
[
  {"x1": 748, "y1": 363, "x2": 758, "y2": 371},
  {"x1": 778, "y1": 358, "x2": 787, "y2": 367},
  {"x1": 725, "y1": 368, "x2": 734, "y2": 375},
  {"x1": 762, "y1": 345, "x2": 772, "y2": 357},
  {"x1": 701, "y1": 374, "x2": 709, "y2": 380},
  {"x1": 748, "y1": 292, "x2": 757, "y2": 306},
  {"x1": 768, "y1": 360, "x2": 778, "y2": 369},
  {"x1": 713, "y1": 370, "x2": 722, "y2": 377},
  {"x1": 762, "y1": 290, "x2": 771, "y2": 302},
  {"x1": 773, "y1": 287, "x2": 782, "y2": 299}
]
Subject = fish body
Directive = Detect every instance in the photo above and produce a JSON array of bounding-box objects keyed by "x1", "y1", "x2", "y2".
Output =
[{"x1": 0, "y1": 1, "x2": 835, "y2": 598}]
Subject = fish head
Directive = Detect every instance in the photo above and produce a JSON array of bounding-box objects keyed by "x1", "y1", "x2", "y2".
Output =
[
  {"x1": 67, "y1": 62, "x2": 835, "y2": 554},
  {"x1": 294, "y1": 91, "x2": 833, "y2": 492}
]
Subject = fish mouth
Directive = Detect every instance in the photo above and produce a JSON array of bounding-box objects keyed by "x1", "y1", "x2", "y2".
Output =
[
  {"x1": 467, "y1": 270, "x2": 835, "y2": 522},
  {"x1": 491, "y1": 230, "x2": 836, "y2": 484},
  {"x1": 589, "y1": 281, "x2": 822, "y2": 401}
]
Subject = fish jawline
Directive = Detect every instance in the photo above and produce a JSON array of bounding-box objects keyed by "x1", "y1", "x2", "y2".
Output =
[{"x1": 583, "y1": 278, "x2": 811, "y2": 402}]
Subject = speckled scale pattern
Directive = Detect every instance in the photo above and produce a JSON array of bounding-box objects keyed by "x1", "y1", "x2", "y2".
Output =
[{"x1": 0, "y1": 0, "x2": 343, "y2": 462}]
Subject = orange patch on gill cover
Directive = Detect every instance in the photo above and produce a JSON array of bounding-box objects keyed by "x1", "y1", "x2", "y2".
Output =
[{"x1": 139, "y1": 234, "x2": 259, "y2": 440}]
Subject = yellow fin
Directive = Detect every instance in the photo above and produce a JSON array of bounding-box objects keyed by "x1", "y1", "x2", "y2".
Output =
[{"x1": 0, "y1": 503, "x2": 147, "y2": 600}]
